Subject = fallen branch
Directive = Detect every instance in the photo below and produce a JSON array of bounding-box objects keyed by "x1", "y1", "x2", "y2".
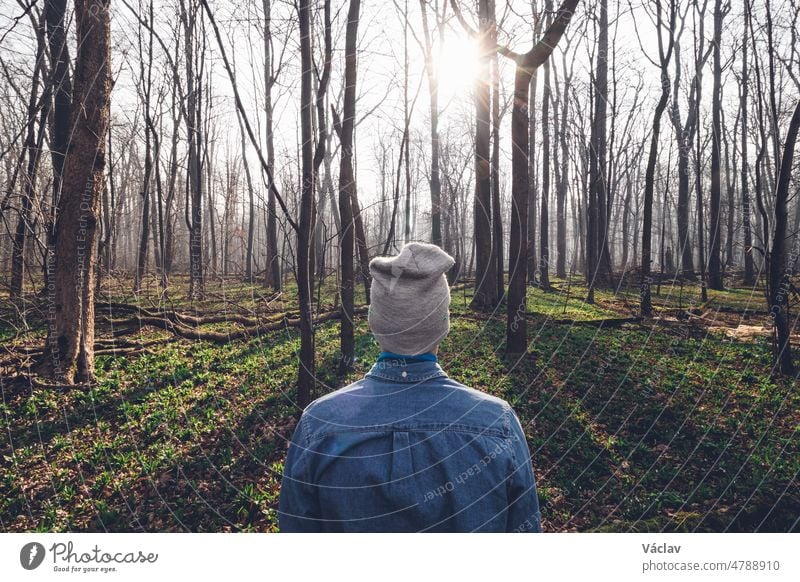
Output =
[{"x1": 110, "y1": 305, "x2": 369, "y2": 343}]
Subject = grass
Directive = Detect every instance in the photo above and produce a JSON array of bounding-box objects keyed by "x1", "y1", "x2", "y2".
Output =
[{"x1": 0, "y1": 274, "x2": 797, "y2": 532}]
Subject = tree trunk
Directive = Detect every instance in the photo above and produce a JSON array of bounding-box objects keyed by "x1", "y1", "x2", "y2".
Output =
[
  {"x1": 43, "y1": 0, "x2": 73, "y2": 293},
  {"x1": 767, "y1": 100, "x2": 800, "y2": 376},
  {"x1": 470, "y1": 0, "x2": 498, "y2": 311},
  {"x1": 490, "y1": 0, "x2": 504, "y2": 300},
  {"x1": 335, "y1": 0, "x2": 361, "y2": 372},
  {"x1": 587, "y1": 0, "x2": 609, "y2": 302},
  {"x1": 556, "y1": 45, "x2": 570, "y2": 279},
  {"x1": 669, "y1": 0, "x2": 708, "y2": 281},
  {"x1": 181, "y1": 0, "x2": 205, "y2": 300},
  {"x1": 538, "y1": 0, "x2": 553, "y2": 291},
  {"x1": 707, "y1": 0, "x2": 724, "y2": 290},
  {"x1": 526, "y1": 1, "x2": 542, "y2": 283},
  {"x1": 641, "y1": 1, "x2": 675, "y2": 317},
  {"x1": 11, "y1": 21, "x2": 46, "y2": 298},
  {"x1": 741, "y1": 17, "x2": 754, "y2": 285},
  {"x1": 41, "y1": 0, "x2": 111, "y2": 384},
  {"x1": 505, "y1": 0, "x2": 580, "y2": 355},
  {"x1": 263, "y1": 0, "x2": 281, "y2": 290},
  {"x1": 297, "y1": 0, "x2": 317, "y2": 407},
  {"x1": 419, "y1": 0, "x2": 442, "y2": 247}
]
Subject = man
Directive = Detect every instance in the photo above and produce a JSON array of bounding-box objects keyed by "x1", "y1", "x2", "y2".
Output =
[{"x1": 278, "y1": 242, "x2": 541, "y2": 532}]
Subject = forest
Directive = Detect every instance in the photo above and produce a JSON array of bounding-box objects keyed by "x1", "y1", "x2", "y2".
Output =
[{"x1": 0, "y1": 0, "x2": 798, "y2": 532}]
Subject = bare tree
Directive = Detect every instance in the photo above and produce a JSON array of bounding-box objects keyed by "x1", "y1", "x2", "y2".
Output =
[
  {"x1": 40, "y1": 0, "x2": 112, "y2": 384},
  {"x1": 297, "y1": 0, "x2": 317, "y2": 406},
  {"x1": 263, "y1": 0, "x2": 282, "y2": 291},
  {"x1": 740, "y1": 2, "x2": 755, "y2": 285},
  {"x1": 538, "y1": 0, "x2": 553, "y2": 292},
  {"x1": 419, "y1": 0, "x2": 444, "y2": 247},
  {"x1": 503, "y1": 0, "x2": 581, "y2": 354},
  {"x1": 707, "y1": 0, "x2": 729, "y2": 290},
  {"x1": 640, "y1": 0, "x2": 676, "y2": 317},
  {"x1": 180, "y1": 0, "x2": 207, "y2": 300},
  {"x1": 767, "y1": 99, "x2": 800, "y2": 376},
  {"x1": 669, "y1": 0, "x2": 709, "y2": 280},
  {"x1": 134, "y1": 0, "x2": 156, "y2": 293},
  {"x1": 10, "y1": 9, "x2": 46, "y2": 298},
  {"x1": 333, "y1": 0, "x2": 362, "y2": 372},
  {"x1": 586, "y1": 0, "x2": 612, "y2": 303},
  {"x1": 468, "y1": 0, "x2": 499, "y2": 311}
]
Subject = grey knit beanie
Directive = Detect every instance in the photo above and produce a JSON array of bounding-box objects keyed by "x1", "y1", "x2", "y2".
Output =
[{"x1": 368, "y1": 242, "x2": 455, "y2": 355}]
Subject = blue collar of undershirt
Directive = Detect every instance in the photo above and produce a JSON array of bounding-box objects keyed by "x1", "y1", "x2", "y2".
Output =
[{"x1": 377, "y1": 351, "x2": 438, "y2": 364}]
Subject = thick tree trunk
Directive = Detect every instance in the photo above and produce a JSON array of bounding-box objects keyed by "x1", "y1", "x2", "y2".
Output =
[
  {"x1": 508, "y1": 67, "x2": 534, "y2": 354},
  {"x1": 767, "y1": 100, "x2": 800, "y2": 376},
  {"x1": 336, "y1": 0, "x2": 361, "y2": 372},
  {"x1": 43, "y1": 0, "x2": 73, "y2": 292},
  {"x1": 41, "y1": 0, "x2": 111, "y2": 384},
  {"x1": 505, "y1": 0, "x2": 579, "y2": 355},
  {"x1": 470, "y1": 0, "x2": 498, "y2": 311}
]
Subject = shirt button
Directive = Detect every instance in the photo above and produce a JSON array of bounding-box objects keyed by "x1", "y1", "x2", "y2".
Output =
[{"x1": 401, "y1": 371, "x2": 407, "y2": 378}]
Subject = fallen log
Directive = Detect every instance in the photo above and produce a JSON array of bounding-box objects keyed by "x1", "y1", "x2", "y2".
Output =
[{"x1": 110, "y1": 305, "x2": 369, "y2": 343}]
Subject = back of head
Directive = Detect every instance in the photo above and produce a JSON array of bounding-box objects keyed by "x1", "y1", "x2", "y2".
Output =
[{"x1": 368, "y1": 242, "x2": 455, "y2": 355}]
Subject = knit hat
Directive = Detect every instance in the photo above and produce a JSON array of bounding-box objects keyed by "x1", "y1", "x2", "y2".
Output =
[{"x1": 368, "y1": 242, "x2": 455, "y2": 355}]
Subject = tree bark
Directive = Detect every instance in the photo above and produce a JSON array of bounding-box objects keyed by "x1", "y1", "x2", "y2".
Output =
[
  {"x1": 538, "y1": 0, "x2": 553, "y2": 292},
  {"x1": 641, "y1": 1, "x2": 675, "y2": 317},
  {"x1": 741, "y1": 12, "x2": 755, "y2": 285},
  {"x1": 43, "y1": 0, "x2": 73, "y2": 293},
  {"x1": 181, "y1": 0, "x2": 205, "y2": 300},
  {"x1": 11, "y1": 16, "x2": 46, "y2": 298},
  {"x1": 587, "y1": 0, "x2": 612, "y2": 302},
  {"x1": 419, "y1": 0, "x2": 442, "y2": 247},
  {"x1": 335, "y1": 0, "x2": 361, "y2": 372},
  {"x1": 41, "y1": 0, "x2": 111, "y2": 384},
  {"x1": 297, "y1": 0, "x2": 317, "y2": 407},
  {"x1": 526, "y1": 2, "x2": 543, "y2": 283},
  {"x1": 470, "y1": 0, "x2": 499, "y2": 311},
  {"x1": 505, "y1": 0, "x2": 580, "y2": 355},
  {"x1": 707, "y1": 0, "x2": 724, "y2": 290},
  {"x1": 263, "y1": 0, "x2": 281, "y2": 290},
  {"x1": 767, "y1": 99, "x2": 800, "y2": 376}
]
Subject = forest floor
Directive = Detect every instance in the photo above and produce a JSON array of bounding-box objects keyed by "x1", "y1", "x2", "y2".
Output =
[{"x1": 1, "y1": 273, "x2": 798, "y2": 532}]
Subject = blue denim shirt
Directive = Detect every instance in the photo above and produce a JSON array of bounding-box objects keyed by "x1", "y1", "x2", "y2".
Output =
[{"x1": 278, "y1": 354, "x2": 541, "y2": 532}]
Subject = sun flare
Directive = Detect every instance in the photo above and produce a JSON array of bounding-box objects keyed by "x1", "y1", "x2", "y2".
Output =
[{"x1": 436, "y1": 33, "x2": 480, "y2": 104}]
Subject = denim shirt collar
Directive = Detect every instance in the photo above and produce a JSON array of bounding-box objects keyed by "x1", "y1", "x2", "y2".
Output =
[{"x1": 366, "y1": 353, "x2": 448, "y2": 383}]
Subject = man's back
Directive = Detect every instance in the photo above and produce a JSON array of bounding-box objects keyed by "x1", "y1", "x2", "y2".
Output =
[{"x1": 278, "y1": 357, "x2": 541, "y2": 532}]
